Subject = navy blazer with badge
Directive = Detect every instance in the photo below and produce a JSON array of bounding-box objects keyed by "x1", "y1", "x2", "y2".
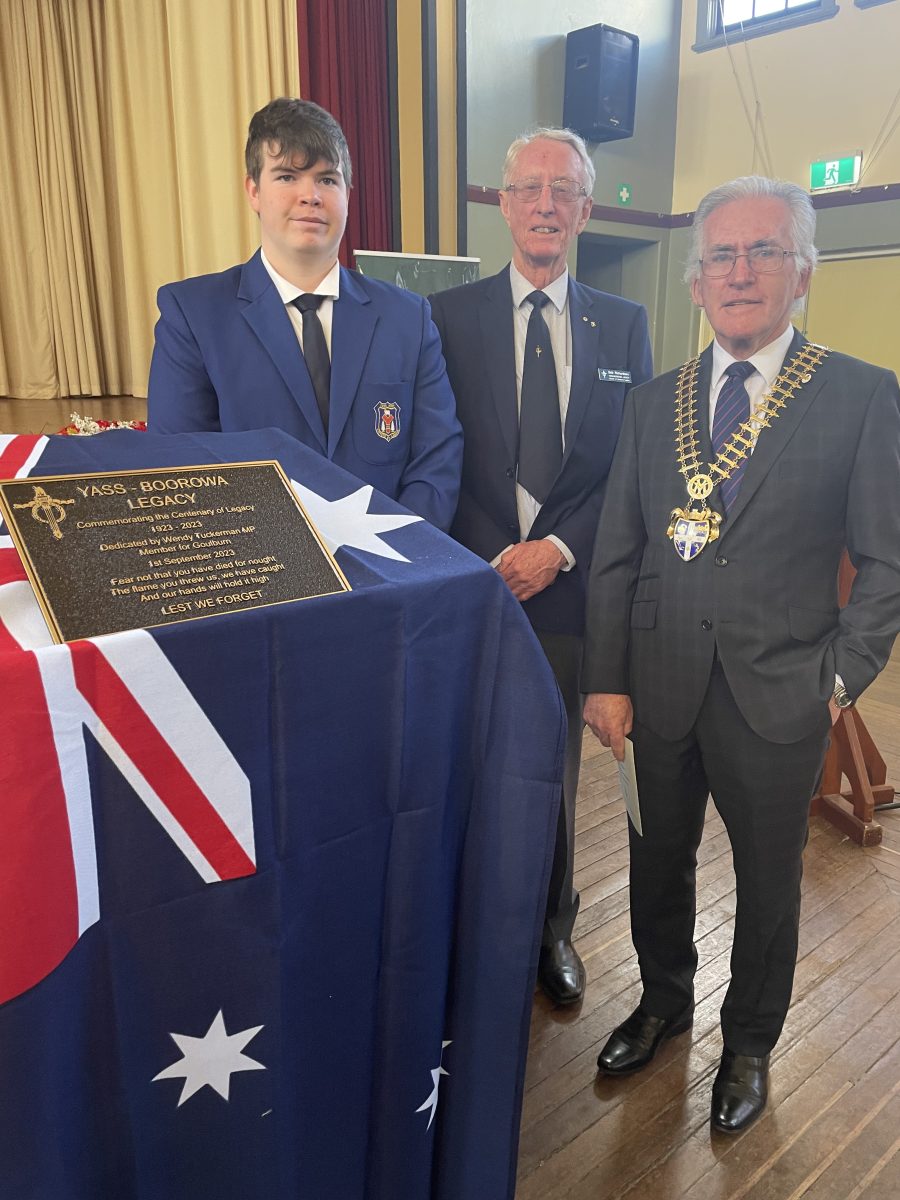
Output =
[
  {"x1": 147, "y1": 251, "x2": 463, "y2": 531},
  {"x1": 429, "y1": 267, "x2": 653, "y2": 635}
]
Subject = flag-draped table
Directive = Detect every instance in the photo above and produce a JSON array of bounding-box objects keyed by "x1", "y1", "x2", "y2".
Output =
[{"x1": 0, "y1": 429, "x2": 564, "y2": 1200}]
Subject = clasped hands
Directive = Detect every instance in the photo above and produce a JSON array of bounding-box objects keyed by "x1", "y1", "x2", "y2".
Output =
[{"x1": 496, "y1": 539, "x2": 566, "y2": 601}]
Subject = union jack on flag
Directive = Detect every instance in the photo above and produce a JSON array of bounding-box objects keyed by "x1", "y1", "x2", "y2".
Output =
[
  {"x1": 0, "y1": 434, "x2": 256, "y2": 1005},
  {"x1": 1, "y1": 426, "x2": 566, "y2": 1200}
]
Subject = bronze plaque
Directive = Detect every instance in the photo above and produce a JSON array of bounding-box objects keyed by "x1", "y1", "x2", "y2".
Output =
[{"x1": 0, "y1": 461, "x2": 350, "y2": 643}]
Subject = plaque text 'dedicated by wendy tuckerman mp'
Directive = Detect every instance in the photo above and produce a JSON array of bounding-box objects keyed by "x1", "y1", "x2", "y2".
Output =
[{"x1": 0, "y1": 461, "x2": 349, "y2": 643}]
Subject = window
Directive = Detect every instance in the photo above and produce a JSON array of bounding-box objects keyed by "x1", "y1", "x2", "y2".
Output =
[
  {"x1": 719, "y1": 1, "x2": 820, "y2": 30},
  {"x1": 694, "y1": 0, "x2": 839, "y2": 51}
]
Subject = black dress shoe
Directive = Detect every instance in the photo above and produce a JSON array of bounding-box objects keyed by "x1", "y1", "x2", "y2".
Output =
[
  {"x1": 711, "y1": 1049, "x2": 769, "y2": 1132},
  {"x1": 537, "y1": 939, "x2": 585, "y2": 1006},
  {"x1": 597, "y1": 1004, "x2": 693, "y2": 1075}
]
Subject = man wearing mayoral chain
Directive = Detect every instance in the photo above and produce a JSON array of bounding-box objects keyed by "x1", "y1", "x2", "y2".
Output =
[
  {"x1": 582, "y1": 175, "x2": 900, "y2": 1131},
  {"x1": 430, "y1": 128, "x2": 653, "y2": 1006}
]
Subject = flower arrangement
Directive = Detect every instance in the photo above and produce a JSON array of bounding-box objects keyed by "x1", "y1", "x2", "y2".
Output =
[{"x1": 58, "y1": 412, "x2": 147, "y2": 436}]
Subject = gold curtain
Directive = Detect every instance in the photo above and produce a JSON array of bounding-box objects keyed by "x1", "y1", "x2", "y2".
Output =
[{"x1": 0, "y1": 0, "x2": 299, "y2": 401}]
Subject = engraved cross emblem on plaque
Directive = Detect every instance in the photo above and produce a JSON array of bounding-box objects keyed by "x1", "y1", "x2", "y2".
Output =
[{"x1": 13, "y1": 485, "x2": 75, "y2": 540}]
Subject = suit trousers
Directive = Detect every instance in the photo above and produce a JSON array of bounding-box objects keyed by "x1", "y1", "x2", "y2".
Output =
[
  {"x1": 536, "y1": 630, "x2": 583, "y2": 946},
  {"x1": 629, "y1": 657, "x2": 830, "y2": 1056}
]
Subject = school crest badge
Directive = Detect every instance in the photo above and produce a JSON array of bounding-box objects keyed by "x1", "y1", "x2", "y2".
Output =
[{"x1": 374, "y1": 401, "x2": 401, "y2": 441}]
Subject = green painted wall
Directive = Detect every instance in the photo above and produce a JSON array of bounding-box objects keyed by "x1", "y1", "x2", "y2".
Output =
[
  {"x1": 462, "y1": 3, "x2": 900, "y2": 374},
  {"x1": 463, "y1": 2, "x2": 684, "y2": 369}
]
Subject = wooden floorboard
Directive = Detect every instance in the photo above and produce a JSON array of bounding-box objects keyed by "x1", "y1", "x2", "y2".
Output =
[
  {"x1": 5, "y1": 395, "x2": 899, "y2": 1198},
  {"x1": 0, "y1": 395, "x2": 147, "y2": 434},
  {"x1": 518, "y1": 647, "x2": 900, "y2": 1200}
]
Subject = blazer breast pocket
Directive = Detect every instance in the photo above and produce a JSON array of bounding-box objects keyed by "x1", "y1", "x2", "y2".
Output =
[{"x1": 352, "y1": 380, "x2": 413, "y2": 464}]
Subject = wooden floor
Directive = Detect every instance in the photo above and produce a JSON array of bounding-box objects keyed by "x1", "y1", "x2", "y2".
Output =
[
  {"x1": 517, "y1": 654, "x2": 900, "y2": 1200},
  {"x1": 0, "y1": 395, "x2": 147, "y2": 435},
  {"x1": 5, "y1": 394, "x2": 899, "y2": 1196}
]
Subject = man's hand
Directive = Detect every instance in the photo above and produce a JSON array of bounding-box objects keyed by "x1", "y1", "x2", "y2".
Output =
[
  {"x1": 583, "y1": 693, "x2": 633, "y2": 762},
  {"x1": 496, "y1": 540, "x2": 566, "y2": 601}
]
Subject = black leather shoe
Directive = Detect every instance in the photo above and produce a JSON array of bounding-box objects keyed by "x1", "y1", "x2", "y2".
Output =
[
  {"x1": 711, "y1": 1049, "x2": 769, "y2": 1132},
  {"x1": 597, "y1": 1004, "x2": 693, "y2": 1075},
  {"x1": 537, "y1": 939, "x2": 585, "y2": 1006}
]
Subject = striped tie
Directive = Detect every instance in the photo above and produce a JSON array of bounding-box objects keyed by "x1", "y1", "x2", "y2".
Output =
[{"x1": 712, "y1": 360, "x2": 755, "y2": 514}]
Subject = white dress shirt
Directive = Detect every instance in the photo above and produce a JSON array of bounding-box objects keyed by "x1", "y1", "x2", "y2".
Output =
[
  {"x1": 260, "y1": 250, "x2": 340, "y2": 358},
  {"x1": 709, "y1": 323, "x2": 795, "y2": 436},
  {"x1": 494, "y1": 263, "x2": 575, "y2": 569}
]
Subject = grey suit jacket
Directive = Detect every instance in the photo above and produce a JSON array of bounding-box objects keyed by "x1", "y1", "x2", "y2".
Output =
[{"x1": 581, "y1": 330, "x2": 900, "y2": 743}]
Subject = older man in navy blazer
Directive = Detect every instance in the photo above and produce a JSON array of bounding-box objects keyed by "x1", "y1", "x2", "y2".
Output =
[
  {"x1": 430, "y1": 127, "x2": 653, "y2": 1005},
  {"x1": 148, "y1": 98, "x2": 462, "y2": 531}
]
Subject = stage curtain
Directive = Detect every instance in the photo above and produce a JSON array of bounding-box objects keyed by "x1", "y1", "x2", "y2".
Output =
[
  {"x1": 0, "y1": 0, "x2": 298, "y2": 401},
  {"x1": 297, "y1": 0, "x2": 392, "y2": 265}
]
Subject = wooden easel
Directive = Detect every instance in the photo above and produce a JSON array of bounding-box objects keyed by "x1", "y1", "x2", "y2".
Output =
[{"x1": 809, "y1": 554, "x2": 893, "y2": 846}]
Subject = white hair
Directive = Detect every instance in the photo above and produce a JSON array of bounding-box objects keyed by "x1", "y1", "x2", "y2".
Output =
[
  {"x1": 684, "y1": 175, "x2": 818, "y2": 285},
  {"x1": 502, "y1": 126, "x2": 596, "y2": 195}
]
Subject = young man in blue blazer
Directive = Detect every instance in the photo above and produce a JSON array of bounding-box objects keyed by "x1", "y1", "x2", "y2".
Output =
[{"x1": 148, "y1": 98, "x2": 462, "y2": 531}]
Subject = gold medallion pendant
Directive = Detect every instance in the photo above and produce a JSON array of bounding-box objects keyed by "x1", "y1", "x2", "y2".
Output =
[
  {"x1": 665, "y1": 343, "x2": 830, "y2": 560},
  {"x1": 667, "y1": 505, "x2": 721, "y2": 562}
]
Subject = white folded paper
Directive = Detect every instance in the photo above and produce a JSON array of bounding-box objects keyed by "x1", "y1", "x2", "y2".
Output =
[{"x1": 617, "y1": 738, "x2": 642, "y2": 836}]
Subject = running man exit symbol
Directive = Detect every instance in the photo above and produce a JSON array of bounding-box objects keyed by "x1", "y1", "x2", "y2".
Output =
[{"x1": 810, "y1": 154, "x2": 861, "y2": 191}]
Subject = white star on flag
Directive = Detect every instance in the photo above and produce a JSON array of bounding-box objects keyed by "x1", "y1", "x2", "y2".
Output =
[
  {"x1": 152, "y1": 1010, "x2": 265, "y2": 1106},
  {"x1": 290, "y1": 480, "x2": 420, "y2": 562},
  {"x1": 416, "y1": 1040, "x2": 452, "y2": 1129}
]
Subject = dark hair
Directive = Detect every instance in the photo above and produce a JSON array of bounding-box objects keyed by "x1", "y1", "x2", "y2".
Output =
[{"x1": 245, "y1": 97, "x2": 352, "y2": 187}]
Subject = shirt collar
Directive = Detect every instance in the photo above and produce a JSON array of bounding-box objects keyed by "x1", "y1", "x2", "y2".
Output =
[
  {"x1": 712, "y1": 324, "x2": 796, "y2": 389},
  {"x1": 260, "y1": 250, "x2": 341, "y2": 305},
  {"x1": 509, "y1": 262, "x2": 569, "y2": 314}
]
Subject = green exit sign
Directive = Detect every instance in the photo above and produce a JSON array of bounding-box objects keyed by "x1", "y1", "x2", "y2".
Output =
[{"x1": 810, "y1": 154, "x2": 862, "y2": 191}]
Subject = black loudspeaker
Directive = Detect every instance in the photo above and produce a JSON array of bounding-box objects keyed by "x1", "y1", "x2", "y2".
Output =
[{"x1": 563, "y1": 24, "x2": 639, "y2": 144}]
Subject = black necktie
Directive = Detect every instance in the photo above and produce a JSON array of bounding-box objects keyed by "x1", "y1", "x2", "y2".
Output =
[
  {"x1": 712, "y1": 360, "x2": 756, "y2": 513},
  {"x1": 291, "y1": 294, "x2": 331, "y2": 434},
  {"x1": 517, "y1": 291, "x2": 562, "y2": 504}
]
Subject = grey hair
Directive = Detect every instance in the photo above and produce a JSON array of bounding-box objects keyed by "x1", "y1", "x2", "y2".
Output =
[
  {"x1": 683, "y1": 175, "x2": 818, "y2": 285},
  {"x1": 502, "y1": 126, "x2": 596, "y2": 195}
]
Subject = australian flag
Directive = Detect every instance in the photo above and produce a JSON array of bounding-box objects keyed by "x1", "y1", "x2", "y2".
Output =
[{"x1": 0, "y1": 429, "x2": 564, "y2": 1200}]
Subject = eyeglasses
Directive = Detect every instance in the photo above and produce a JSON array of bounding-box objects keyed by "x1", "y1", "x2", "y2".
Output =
[
  {"x1": 699, "y1": 246, "x2": 797, "y2": 278},
  {"x1": 503, "y1": 179, "x2": 589, "y2": 204}
]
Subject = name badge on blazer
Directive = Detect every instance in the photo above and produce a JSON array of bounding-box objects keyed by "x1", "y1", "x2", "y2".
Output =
[{"x1": 598, "y1": 368, "x2": 632, "y2": 384}]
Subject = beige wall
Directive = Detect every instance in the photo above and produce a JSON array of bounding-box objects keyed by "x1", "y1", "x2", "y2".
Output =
[
  {"x1": 673, "y1": 1, "x2": 900, "y2": 212},
  {"x1": 806, "y1": 253, "x2": 900, "y2": 377},
  {"x1": 396, "y1": 0, "x2": 426, "y2": 253},
  {"x1": 395, "y1": 0, "x2": 458, "y2": 255}
]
